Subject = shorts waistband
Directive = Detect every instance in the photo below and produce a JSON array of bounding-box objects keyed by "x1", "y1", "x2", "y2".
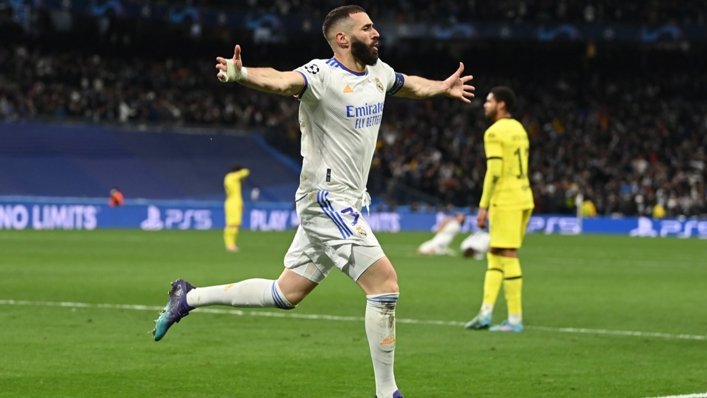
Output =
[{"x1": 310, "y1": 189, "x2": 370, "y2": 212}]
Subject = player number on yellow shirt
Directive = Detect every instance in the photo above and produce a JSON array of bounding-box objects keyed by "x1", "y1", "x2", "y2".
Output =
[{"x1": 514, "y1": 147, "x2": 529, "y2": 179}]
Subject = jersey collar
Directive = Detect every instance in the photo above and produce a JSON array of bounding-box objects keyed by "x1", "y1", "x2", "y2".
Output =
[{"x1": 327, "y1": 57, "x2": 367, "y2": 76}]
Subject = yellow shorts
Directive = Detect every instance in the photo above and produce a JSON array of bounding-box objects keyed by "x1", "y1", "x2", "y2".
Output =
[
  {"x1": 489, "y1": 208, "x2": 533, "y2": 249},
  {"x1": 225, "y1": 202, "x2": 243, "y2": 226}
]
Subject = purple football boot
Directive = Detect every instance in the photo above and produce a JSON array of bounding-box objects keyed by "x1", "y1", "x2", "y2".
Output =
[
  {"x1": 376, "y1": 391, "x2": 403, "y2": 398},
  {"x1": 152, "y1": 279, "x2": 196, "y2": 341}
]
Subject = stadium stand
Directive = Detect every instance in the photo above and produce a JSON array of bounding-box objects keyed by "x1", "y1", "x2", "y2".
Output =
[
  {"x1": 130, "y1": 0, "x2": 707, "y2": 25},
  {"x1": 0, "y1": 122, "x2": 299, "y2": 200},
  {"x1": 0, "y1": 6, "x2": 705, "y2": 218}
]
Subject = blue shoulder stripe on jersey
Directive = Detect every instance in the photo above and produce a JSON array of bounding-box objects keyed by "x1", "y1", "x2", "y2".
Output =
[
  {"x1": 328, "y1": 57, "x2": 367, "y2": 76},
  {"x1": 387, "y1": 72, "x2": 405, "y2": 95},
  {"x1": 294, "y1": 70, "x2": 308, "y2": 100}
]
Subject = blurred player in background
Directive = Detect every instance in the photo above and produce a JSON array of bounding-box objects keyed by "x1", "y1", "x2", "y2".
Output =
[
  {"x1": 460, "y1": 230, "x2": 490, "y2": 260},
  {"x1": 465, "y1": 87, "x2": 534, "y2": 333},
  {"x1": 151, "y1": 5, "x2": 474, "y2": 398},
  {"x1": 417, "y1": 213, "x2": 465, "y2": 255},
  {"x1": 224, "y1": 164, "x2": 250, "y2": 252},
  {"x1": 581, "y1": 196, "x2": 597, "y2": 218},
  {"x1": 108, "y1": 187, "x2": 124, "y2": 207}
]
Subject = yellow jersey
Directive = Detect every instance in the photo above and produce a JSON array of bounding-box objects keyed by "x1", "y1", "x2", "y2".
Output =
[
  {"x1": 483, "y1": 118, "x2": 534, "y2": 210},
  {"x1": 581, "y1": 200, "x2": 597, "y2": 217},
  {"x1": 224, "y1": 169, "x2": 250, "y2": 203}
]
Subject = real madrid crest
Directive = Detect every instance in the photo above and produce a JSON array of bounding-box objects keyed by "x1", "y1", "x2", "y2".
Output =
[
  {"x1": 356, "y1": 226, "x2": 368, "y2": 238},
  {"x1": 374, "y1": 77, "x2": 384, "y2": 93}
]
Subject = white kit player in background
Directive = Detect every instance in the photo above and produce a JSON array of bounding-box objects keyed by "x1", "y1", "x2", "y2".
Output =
[
  {"x1": 460, "y1": 231, "x2": 491, "y2": 260},
  {"x1": 150, "y1": 6, "x2": 474, "y2": 398},
  {"x1": 417, "y1": 213, "x2": 465, "y2": 256}
]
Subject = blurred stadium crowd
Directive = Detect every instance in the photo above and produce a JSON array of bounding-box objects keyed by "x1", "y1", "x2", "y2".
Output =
[
  {"x1": 1, "y1": 6, "x2": 705, "y2": 219},
  {"x1": 2, "y1": 44, "x2": 704, "y2": 218},
  {"x1": 134, "y1": 0, "x2": 707, "y2": 25}
]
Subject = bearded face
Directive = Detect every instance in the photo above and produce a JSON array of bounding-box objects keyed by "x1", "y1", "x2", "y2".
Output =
[
  {"x1": 351, "y1": 35, "x2": 379, "y2": 66},
  {"x1": 485, "y1": 105, "x2": 497, "y2": 121},
  {"x1": 484, "y1": 95, "x2": 498, "y2": 120}
]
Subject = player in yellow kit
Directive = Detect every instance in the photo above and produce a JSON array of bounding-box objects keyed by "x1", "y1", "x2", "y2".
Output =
[
  {"x1": 224, "y1": 164, "x2": 250, "y2": 252},
  {"x1": 465, "y1": 86, "x2": 534, "y2": 332}
]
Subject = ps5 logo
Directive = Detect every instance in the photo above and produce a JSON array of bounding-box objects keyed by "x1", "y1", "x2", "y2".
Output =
[
  {"x1": 141, "y1": 205, "x2": 212, "y2": 230},
  {"x1": 526, "y1": 216, "x2": 581, "y2": 235},
  {"x1": 630, "y1": 217, "x2": 707, "y2": 238}
]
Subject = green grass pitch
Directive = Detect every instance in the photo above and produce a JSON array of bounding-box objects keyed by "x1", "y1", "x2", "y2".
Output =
[{"x1": 1, "y1": 230, "x2": 706, "y2": 398}]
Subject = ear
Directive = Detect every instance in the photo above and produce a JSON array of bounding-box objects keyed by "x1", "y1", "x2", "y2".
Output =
[{"x1": 335, "y1": 31, "x2": 349, "y2": 48}]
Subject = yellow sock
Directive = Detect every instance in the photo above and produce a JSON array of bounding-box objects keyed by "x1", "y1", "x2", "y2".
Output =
[
  {"x1": 224, "y1": 226, "x2": 239, "y2": 248},
  {"x1": 481, "y1": 253, "x2": 504, "y2": 314},
  {"x1": 501, "y1": 257, "x2": 523, "y2": 320}
]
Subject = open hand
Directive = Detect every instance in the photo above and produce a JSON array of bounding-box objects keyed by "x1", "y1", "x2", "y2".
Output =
[{"x1": 444, "y1": 63, "x2": 475, "y2": 103}]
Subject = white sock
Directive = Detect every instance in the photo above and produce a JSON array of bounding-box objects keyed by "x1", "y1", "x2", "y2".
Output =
[
  {"x1": 366, "y1": 293, "x2": 400, "y2": 398},
  {"x1": 481, "y1": 303, "x2": 494, "y2": 316},
  {"x1": 509, "y1": 313, "x2": 522, "y2": 325},
  {"x1": 186, "y1": 279, "x2": 294, "y2": 309}
]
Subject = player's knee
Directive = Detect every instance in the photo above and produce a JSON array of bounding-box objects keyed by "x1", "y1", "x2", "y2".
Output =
[
  {"x1": 362, "y1": 272, "x2": 399, "y2": 295},
  {"x1": 491, "y1": 248, "x2": 518, "y2": 258},
  {"x1": 278, "y1": 282, "x2": 314, "y2": 307},
  {"x1": 383, "y1": 277, "x2": 399, "y2": 294},
  {"x1": 376, "y1": 267, "x2": 400, "y2": 293},
  {"x1": 377, "y1": 263, "x2": 400, "y2": 293},
  {"x1": 277, "y1": 269, "x2": 318, "y2": 306},
  {"x1": 283, "y1": 290, "x2": 307, "y2": 306},
  {"x1": 357, "y1": 257, "x2": 400, "y2": 295},
  {"x1": 501, "y1": 249, "x2": 519, "y2": 258}
]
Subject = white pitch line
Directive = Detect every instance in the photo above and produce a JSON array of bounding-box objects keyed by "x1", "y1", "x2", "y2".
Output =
[
  {"x1": 527, "y1": 325, "x2": 707, "y2": 341},
  {"x1": 1, "y1": 299, "x2": 706, "y2": 341},
  {"x1": 645, "y1": 393, "x2": 707, "y2": 398}
]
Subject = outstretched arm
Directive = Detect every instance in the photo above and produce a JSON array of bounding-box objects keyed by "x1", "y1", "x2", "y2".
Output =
[
  {"x1": 216, "y1": 45, "x2": 305, "y2": 97},
  {"x1": 394, "y1": 63, "x2": 475, "y2": 103}
]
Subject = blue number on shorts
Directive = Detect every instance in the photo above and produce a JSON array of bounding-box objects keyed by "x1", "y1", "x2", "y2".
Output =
[{"x1": 341, "y1": 207, "x2": 360, "y2": 226}]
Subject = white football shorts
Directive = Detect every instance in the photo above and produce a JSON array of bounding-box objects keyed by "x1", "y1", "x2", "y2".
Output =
[
  {"x1": 460, "y1": 231, "x2": 491, "y2": 260},
  {"x1": 284, "y1": 190, "x2": 385, "y2": 283}
]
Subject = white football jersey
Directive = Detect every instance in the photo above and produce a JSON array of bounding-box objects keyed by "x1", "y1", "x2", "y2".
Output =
[
  {"x1": 433, "y1": 219, "x2": 461, "y2": 247},
  {"x1": 293, "y1": 57, "x2": 404, "y2": 199}
]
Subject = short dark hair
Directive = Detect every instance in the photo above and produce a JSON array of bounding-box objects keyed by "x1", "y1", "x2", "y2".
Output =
[
  {"x1": 322, "y1": 5, "x2": 366, "y2": 40},
  {"x1": 490, "y1": 86, "x2": 516, "y2": 112},
  {"x1": 230, "y1": 163, "x2": 244, "y2": 172}
]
